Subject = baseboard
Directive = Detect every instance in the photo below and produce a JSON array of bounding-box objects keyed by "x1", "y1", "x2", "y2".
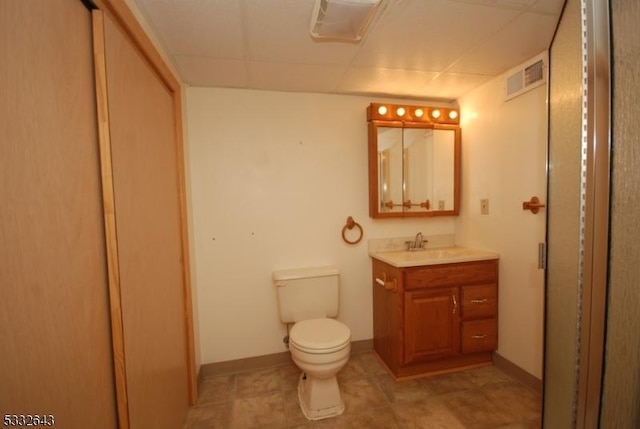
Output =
[
  {"x1": 492, "y1": 352, "x2": 542, "y2": 395},
  {"x1": 198, "y1": 339, "x2": 374, "y2": 379},
  {"x1": 197, "y1": 342, "x2": 541, "y2": 396}
]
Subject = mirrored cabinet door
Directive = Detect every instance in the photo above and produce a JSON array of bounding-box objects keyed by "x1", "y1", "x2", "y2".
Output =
[
  {"x1": 368, "y1": 118, "x2": 460, "y2": 218},
  {"x1": 377, "y1": 125, "x2": 404, "y2": 214}
]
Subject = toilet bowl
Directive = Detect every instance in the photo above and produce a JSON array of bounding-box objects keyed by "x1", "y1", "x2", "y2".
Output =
[{"x1": 289, "y1": 317, "x2": 351, "y2": 420}]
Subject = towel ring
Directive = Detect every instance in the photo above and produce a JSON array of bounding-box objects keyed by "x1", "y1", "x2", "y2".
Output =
[{"x1": 341, "y1": 216, "x2": 363, "y2": 245}]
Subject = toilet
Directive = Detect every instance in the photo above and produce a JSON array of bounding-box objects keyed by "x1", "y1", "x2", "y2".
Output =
[{"x1": 273, "y1": 266, "x2": 351, "y2": 420}]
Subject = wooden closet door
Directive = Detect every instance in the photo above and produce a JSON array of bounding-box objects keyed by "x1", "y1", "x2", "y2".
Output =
[
  {"x1": 0, "y1": 0, "x2": 117, "y2": 427},
  {"x1": 100, "y1": 13, "x2": 190, "y2": 429}
]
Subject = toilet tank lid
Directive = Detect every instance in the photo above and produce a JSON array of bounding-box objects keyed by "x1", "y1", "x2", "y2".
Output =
[{"x1": 272, "y1": 266, "x2": 339, "y2": 281}]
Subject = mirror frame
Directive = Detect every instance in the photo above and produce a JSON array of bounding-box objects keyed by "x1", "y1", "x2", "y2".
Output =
[{"x1": 367, "y1": 102, "x2": 461, "y2": 218}]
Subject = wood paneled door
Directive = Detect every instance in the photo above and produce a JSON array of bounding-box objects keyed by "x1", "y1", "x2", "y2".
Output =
[
  {"x1": 1, "y1": 0, "x2": 195, "y2": 428},
  {"x1": 93, "y1": 10, "x2": 192, "y2": 429},
  {"x1": 0, "y1": 0, "x2": 118, "y2": 427}
]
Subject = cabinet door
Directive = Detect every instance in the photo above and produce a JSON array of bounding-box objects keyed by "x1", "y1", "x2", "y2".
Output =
[{"x1": 404, "y1": 287, "x2": 460, "y2": 364}]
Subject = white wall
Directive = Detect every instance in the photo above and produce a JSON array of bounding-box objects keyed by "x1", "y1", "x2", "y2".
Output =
[
  {"x1": 457, "y1": 74, "x2": 547, "y2": 378},
  {"x1": 186, "y1": 88, "x2": 455, "y2": 364}
]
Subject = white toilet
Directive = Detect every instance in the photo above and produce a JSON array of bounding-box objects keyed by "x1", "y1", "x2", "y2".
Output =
[{"x1": 273, "y1": 266, "x2": 351, "y2": 420}]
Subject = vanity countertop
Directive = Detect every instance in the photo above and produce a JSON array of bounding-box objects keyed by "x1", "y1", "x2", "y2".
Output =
[{"x1": 369, "y1": 246, "x2": 500, "y2": 268}]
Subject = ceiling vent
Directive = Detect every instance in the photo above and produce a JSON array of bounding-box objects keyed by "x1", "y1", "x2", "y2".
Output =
[
  {"x1": 310, "y1": 0, "x2": 382, "y2": 41},
  {"x1": 504, "y1": 51, "x2": 548, "y2": 101}
]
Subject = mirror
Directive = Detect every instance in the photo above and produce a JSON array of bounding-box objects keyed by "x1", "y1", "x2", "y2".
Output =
[{"x1": 367, "y1": 103, "x2": 461, "y2": 218}]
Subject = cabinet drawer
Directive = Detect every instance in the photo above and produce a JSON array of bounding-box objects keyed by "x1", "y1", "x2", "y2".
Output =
[
  {"x1": 404, "y1": 260, "x2": 497, "y2": 290},
  {"x1": 462, "y1": 284, "x2": 497, "y2": 319},
  {"x1": 461, "y1": 319, "x2": 497, "y2": 354}
]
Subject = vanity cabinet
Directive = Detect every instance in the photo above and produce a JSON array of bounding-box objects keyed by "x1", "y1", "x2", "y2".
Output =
[{"x1": 372, "y1": 257, "x2": 498, "y2": 379}]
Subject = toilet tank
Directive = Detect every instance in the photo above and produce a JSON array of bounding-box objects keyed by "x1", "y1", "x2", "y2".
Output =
[{"x1": 273, "y1": 266, "x2": 339, "y2": 323}]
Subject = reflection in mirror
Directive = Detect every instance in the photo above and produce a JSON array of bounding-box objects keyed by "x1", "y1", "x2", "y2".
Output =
[
  {"x1": 403, "y1": 128, "x2": 456, "y2": 211},
  {"x1": 377, "y1": 126, "x2": 403, "y2": 214},
  {"x1": 368, "y1": 102, "x2": 460, "y2": 218}
]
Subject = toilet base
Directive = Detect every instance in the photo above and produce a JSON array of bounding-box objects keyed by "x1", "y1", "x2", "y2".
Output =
[{"x1": 297, "y1": 372, "x2": 345, "y2": 420}]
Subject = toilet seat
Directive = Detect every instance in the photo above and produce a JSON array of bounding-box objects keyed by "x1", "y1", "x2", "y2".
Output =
[{"x1": 290, "y1": 318, "x2": 351, "y2": 354}]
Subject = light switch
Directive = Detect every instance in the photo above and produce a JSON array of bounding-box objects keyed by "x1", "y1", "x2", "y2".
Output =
[{"x1": 480, "y1": 199, "x2": 489, "y2": 215}]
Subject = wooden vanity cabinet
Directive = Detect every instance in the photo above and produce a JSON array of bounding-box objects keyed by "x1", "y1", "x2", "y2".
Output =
[{"x1": 372, "y1": 258, "x2": 499, "y2": 379}]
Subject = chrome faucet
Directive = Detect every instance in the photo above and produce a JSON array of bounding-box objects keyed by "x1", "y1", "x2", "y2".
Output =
[
  {"x1": 414, "y1": 232, "x2": 424, "y2": 249},
  {"x1": 407, "y1": 232, "x2": 427, "y2": 251}
]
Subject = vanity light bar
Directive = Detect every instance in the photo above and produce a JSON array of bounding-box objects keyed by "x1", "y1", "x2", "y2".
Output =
[{"x1": 366, "y1": 102, "x2": 460, "y2": 124}]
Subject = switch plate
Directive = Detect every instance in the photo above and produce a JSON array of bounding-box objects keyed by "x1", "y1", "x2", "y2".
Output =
[
  {"x1": 480, "y1": 199, "x2": 490, "y2": 215},
  {"x1": 438, "y1": 200, "x2": 445, "y2": 210}
]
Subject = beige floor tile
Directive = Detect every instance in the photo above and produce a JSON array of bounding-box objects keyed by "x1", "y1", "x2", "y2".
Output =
[
  {"x1": 392, "y1": 397, "x2": 466, "y2": 429},
  {"x1": 283, "y1": 388, "x2": 309, "y2": 428},
  {"x1": 279, "y1": 364, "x2": 302, "y2": 391},
  {"x1": 184, "y1": 402, "x2": 232, "y2": 429},
  {"x1": 337, "y1": 353, "x2": 369, "y2": 381},
  {"x1": 187, "y1": 351, "x2": 542, "y2": 429},
  {"x1": 231, "y1": 391, "x2": 287, "y2": 429},
  {"x1": 482, "y1": 381, "x2": 542, "y2": 421},
  {"x1": 236, "y1": 367, "x2": 283, "y2": 398},
  {"x1": 417, "y1": 370, "x2": 479, "y2": 395},
  {"x1": 439, "y1": 388, "x2": 517, "y2": 429},
  {"x1": 198, "y1": 374, "x2": 236, "y2": 405},
  {"x1": 313, "y1": 407, "x2": 403, "y2": 429},
  {"x1": 374, "y1": 374, "x2": 433, "y2": 403},
  {"x1": 340, "y1": 376, "x2": 388, "y2": 414},
  {"x1": 356, "y1": 352, "x2": 389, "y2": 376},
  {"x1": 462, "y1": 364, "x2": 515, "y2": 388}
]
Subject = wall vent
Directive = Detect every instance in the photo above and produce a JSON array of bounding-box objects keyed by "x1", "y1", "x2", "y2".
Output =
[{"x1": 504, "y1": 51, "x2": 548, "y2": 101}]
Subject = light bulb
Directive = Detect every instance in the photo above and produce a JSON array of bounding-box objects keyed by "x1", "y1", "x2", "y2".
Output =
[
  {"x1": 396, "y1": 107, "x2": 406, "y2": 116},
  {"x1": 448, "y1": 110, "x2": 459, "y2": 120},
  {"x1": 414, "y1": 108, "x2": 424, "y2": 118},
  {"x1": 377, "y1": 105, "x2": 388, "y2": 115},
  {"x1": 431, "y1": 109, "x2": 441, "y2": 119}
]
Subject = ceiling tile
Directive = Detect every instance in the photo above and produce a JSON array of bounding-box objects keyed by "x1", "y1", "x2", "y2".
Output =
[
  {"x1": 137, "y1": 0, "x2": 245, "y2": 58},
  {"x1": 243, "y1": 0, "x2": 362, "y2": 65},
  {"x1": 131, "y1": 0, "x2": 563, "y2": 99},
  {"x1": 247, "y1": 61, "x2": 348, "y2": 93},
  {"x1": 448, "y1": 11, "x2": 560, "y2": 75},
  {"x1": 353, "y1": 0, "x2": 520, "y2": 71},
  {"x1": 175, "y1": 56, "x2": 247, "y2": 88},
  {"x1": 423, "y1": 72, "x2": 495, "y2": 99},
  {"x1": 336, "y1": 66, "x2": 441, "y2": 99}
]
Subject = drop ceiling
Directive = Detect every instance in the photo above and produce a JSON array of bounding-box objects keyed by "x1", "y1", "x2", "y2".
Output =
[{"x1": 133, "y1": 0, "x2": 564, "y2": 101}]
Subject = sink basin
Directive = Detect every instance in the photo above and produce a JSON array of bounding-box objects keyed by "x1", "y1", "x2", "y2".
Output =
[{"x1": 370, "y1": 246, "x2": 499, "y2": 267}]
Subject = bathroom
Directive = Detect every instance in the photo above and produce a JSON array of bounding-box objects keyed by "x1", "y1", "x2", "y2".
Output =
[
  {"x1": 179, "y1": 0, "x2": 632, "y2": 427},
  {"x1": 188, "y1": 84, "x2": 545, "y2": 383},
  {"x1": 2, "y1": 0, "x2": 638, "y2": 427}
]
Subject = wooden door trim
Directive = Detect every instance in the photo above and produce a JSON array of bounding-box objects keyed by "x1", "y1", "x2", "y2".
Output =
[
  {"x1": 91, "y1": 10, "x2": 130, "y2": 429},
  {"x1": 92, "y1": 0, "x2": 180, "y2": 92}
]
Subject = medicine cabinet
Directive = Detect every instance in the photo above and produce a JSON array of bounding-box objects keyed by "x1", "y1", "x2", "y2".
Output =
[{"x1": 367, "y1": 102, "x2": 461, "y2": 218}]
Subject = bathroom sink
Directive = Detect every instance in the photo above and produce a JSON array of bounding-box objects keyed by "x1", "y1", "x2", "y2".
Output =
[{"x1": 370, "y1": 246, "x2": 499, "y2": 267}]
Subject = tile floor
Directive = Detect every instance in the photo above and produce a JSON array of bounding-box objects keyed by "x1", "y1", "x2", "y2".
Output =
[{"x1": 184, "y1": 350, "x2": 541, "y2": 429}]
